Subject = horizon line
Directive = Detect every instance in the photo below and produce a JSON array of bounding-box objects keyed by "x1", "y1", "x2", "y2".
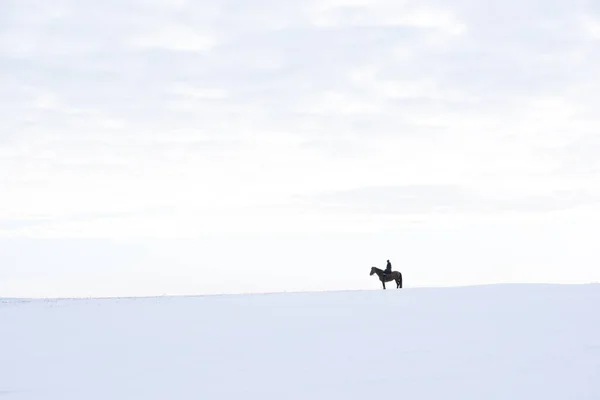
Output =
[{"x1": 2, "y1": 282, "x2": 598, "y2": 302}]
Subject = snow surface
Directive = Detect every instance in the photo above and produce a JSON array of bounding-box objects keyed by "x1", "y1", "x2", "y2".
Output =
[{"x1": 1, "y1": 284, "x2": 599, "y2": 399}]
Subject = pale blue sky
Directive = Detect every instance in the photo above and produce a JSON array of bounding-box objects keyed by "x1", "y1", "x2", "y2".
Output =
[{"x1": 1, "y1": 0, "x2": 599, "y2": 297}]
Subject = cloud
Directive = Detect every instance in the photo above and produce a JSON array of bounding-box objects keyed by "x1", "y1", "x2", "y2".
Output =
[
  {"x1": 580, "y1": 14, "x2": 600, "y2": 39},
  {"x1": 310, "y1": 4, "x2": 467, "y2": 35},
  {"x1": 125, "y1": 25, "x2": 217, "y2": 53},
  {"x1": 1, "y1": 0, "x2": 600, "y2": 237},
  {"x1": 0, "y1": 208, "x2": 171, "y2": 232},
  {"x1": 311, "y1": 185, "x2": 600, "y2": 215}
]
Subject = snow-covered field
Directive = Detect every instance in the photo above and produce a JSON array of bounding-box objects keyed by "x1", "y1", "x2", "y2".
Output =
[{"x1": 1, "y1": 284, "x2": 599, "y2": 399}]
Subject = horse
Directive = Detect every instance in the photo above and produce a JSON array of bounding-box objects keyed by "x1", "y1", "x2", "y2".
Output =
[{"x1": 370, "y1": 266, "x2": 402, "y2": 290}]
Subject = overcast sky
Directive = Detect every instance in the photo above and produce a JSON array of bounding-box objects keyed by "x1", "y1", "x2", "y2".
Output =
[{"x1": 1, "y1": 0, "x2": 599, "y2": 297}]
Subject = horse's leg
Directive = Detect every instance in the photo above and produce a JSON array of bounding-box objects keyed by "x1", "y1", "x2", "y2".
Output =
[{"x1": 382, "y1": 280, "x2": 386, "y2": 290}]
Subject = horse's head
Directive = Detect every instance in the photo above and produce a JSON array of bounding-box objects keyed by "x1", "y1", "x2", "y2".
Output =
[{"x1": 370, "y1": 267, "x2": 376, "y2": 276}]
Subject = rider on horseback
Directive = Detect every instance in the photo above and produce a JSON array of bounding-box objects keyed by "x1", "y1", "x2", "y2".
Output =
[{"x1": 384, "y1": 260, "x2": 392, "y2": 276}]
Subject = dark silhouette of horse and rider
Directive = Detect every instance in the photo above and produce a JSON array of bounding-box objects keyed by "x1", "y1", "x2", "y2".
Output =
[{"x1": 370, "y1": 259, "x2": 402, "y2": 289}]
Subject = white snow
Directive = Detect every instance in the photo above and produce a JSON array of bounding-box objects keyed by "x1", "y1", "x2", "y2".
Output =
[{"x1": 1, "y1": 284, "x2": 599, "y2": 399}]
